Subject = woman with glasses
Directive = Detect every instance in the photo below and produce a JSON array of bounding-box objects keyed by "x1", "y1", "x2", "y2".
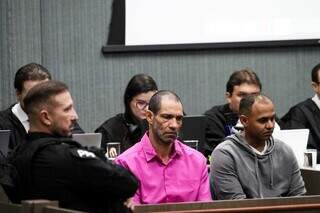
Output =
[{"x1": 95, "y1": 74, "x2": 158, "y2": 158}]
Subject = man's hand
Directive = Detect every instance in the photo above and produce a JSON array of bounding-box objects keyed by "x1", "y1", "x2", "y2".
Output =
[
  {"x1": 124, "y1": 197, "x2": 134, "y2": 211},
  {"x1": 108, "y1": 147, "x2": 118, "y2": 158}
]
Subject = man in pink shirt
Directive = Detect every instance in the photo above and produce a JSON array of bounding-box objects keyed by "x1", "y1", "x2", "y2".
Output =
[{"x1": 115, "y1": 90, "x2": 211, "y2": 204}]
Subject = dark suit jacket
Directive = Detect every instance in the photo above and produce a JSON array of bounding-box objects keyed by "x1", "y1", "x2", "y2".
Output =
[{"x1": 281, "y1": 98, "x2": 320, "y2": 162}]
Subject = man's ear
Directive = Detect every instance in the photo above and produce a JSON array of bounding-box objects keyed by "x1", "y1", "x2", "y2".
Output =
[
  {"x1": 239, "y1": 114, "x2": 248, "y2": 128},
  {"x1": 225, "y1": 92, "x2": 231, "y2": 104},
  {"x1": 311, "y1": 82, "x2": 318, "y2": 93},
  {"x1": 16, "y1": 90, "x2": 22, "y2": 103},
  {"x1": 145, "y1": 110, "x2": 154, "y2": 124},
  {"x1": 39, "y1": 109, "x2": 51, "y2": 127}
]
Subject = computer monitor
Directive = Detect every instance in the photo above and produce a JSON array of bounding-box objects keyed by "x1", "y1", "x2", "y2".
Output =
[
  {"x1": 72, "y1": 133, "x2": 102, "y2": 148},
  {"x1": 272, "y1": 129, "x2": 309, "y2": 167},
  {"x1": 179, "y1": 115, "x2": 206, "y2": 154}
]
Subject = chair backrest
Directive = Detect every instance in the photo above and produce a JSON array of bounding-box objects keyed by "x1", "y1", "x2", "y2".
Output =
[{"x1": 301, "y1": 168, "x2": 320, "y2": 195}]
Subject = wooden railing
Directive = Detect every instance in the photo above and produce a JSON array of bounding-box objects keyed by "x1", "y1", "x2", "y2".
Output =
[
  {"x1": 0, "y1": 200, "x2": 84, "y2": 213},
  {"x1": 135, "y1": 195, "x2": 320, "y2": 213},
  {"x1": 1, "y1": 195, "x2": 320, "y2": 213}
]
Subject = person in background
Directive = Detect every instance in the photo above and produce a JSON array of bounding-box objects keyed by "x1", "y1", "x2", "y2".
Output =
[
  {"x1": 95, "y1": 73, "x2": 158, "y2": 157},
  {"x1": 116, "y1": 90, "x2": 211, "y2": 204},
  {"x1": 281, "y1": 63, "x2": 320, "y2": 163},
  {"x1": 204, "y1": 68, "x2": 261, "y2": 158},
  {"x1": 10, "y1": 80, "x2": 138, "y2": 212},
  {"x1": 210, "y1": 94, "x2": 305, "y2": 200},
  {"x1": 0, "y1": 63, "x2": 83, "y2": 152}
]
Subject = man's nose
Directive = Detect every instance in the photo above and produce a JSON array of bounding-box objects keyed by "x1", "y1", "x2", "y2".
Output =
[
  {"x1": 169, "y1": 118, "x2": 180, "y2": 129},
  {"x1": 72, "y1": 108, "x2": 79, "y2": 120},
  {"x1": 266, "y1": 120, "x2": 274, "y2": 129}
]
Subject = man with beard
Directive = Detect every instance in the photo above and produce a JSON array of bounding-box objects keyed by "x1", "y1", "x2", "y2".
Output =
[
  {"x1": 210, "y1": 94, "x2": 305, "y2": 200},
  {"x1": 0, "y1": 63, "x2": 83, "y2": 152},
  {"x1": 115, "y1": 90, "x2": 211, "y2": 204},
  {"x1": 10, "y1": 81, "x2": 138, "y2": 213}
]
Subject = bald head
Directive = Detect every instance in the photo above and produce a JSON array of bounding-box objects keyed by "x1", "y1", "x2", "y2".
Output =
[
  {"x1": 148, "y1": 90, "x2": 182, "y2": 115},
  {"x1": 239, "y1": 94, "x2": 273, "y2": 116}
]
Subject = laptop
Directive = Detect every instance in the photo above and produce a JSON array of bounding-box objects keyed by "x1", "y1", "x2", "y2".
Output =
[
  {"x1": 272, "y1": 129, "x2": 309, "y2": 167},
  {"x1": 179, "y1": 115, "x2": 206, "y2": 153},
  {"x1": 72, "y1": 133, "x2": 102, "y2": 148},
  {"x1": 0, "y1": 130, "x2": 11, "y2": 157}
]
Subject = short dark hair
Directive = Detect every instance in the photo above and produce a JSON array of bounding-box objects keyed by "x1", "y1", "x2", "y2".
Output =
[
  {"x1": 148, "y1": 90, "x2": 181, "y2": 115},
  {"x1": 14, "y1": 63, "x2": 52, "y2": 92},
  {"x1": 24, "y1": 81, "x2": 69, "y2": 116},
  {"x1": 311, "y1": 63, "x2": 320, "y2": 83},
  {"x1": 124, "y1": 74, "x2": 158, "y2": 116},
  {"x1": 239, "y1": 94, "x2": 272, "y2": 116},
  {"x1": 226, "y1": 68, "x2": 262, "y2": 95}
]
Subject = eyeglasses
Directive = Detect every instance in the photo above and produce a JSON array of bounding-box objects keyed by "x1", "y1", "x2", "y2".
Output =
[{"x1": 135, "y1": 100, "x2": 149, "y2": 110}]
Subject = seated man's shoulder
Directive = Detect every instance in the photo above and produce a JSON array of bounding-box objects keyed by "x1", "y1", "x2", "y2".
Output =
[
  {"x1": 96, "y1": 113, "x2": 125, "y2": 130},
  {"x1": 273, "y1": 138, "x2": 295, "y2": 156},
  {"x1": 214, "y1": 137, "x2": 237, "y2": 151},
  {"x1": 204, "y1": 104, "x2": 227, "y2": 117},
  {"x1": 0, "y1": 107, "x2": 14, "y2": 122},
  {"x1": 115, "y1": 142, "x2": 143, "y2": 162},
  {"x1": 178, "y1": 141, "x2": 207, "y2": 163},
  {"x1": 290, "y1": 98, "x2": 315, "y2": 112}
]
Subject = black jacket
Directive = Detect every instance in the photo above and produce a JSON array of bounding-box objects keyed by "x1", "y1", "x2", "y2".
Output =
[
  {"x1": 0, "y1": 106, "x2": 26, "y2": 150},
  {"x1": 0, "y1": 104, "x2": 84, "y2": 151},
  {"x1": 204, "y1": 104, "x2": 238, "y2": 157},
  {"x1": 281, "y1": 98, "x2": 320, "y2": 163},
  {"x1": 10, "y1": 132, "x2": 138, "y2": 213},
  {"x1": 95, "y1": 113, "x2": 148, "y2": 152}
]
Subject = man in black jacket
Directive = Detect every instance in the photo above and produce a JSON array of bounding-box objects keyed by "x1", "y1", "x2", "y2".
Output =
[
  {"x1": 204, "y1": 68, "x2": 261, "y2": 158},
  {"x1": 10, "y1": 80, "x2": 138, "y2": 213},
  {"x1": 0, "y1": 63, "x2": 83, "y2": 152},
  {"x1": 281, "y1": 63, "x2": 320, "y2": 163}
]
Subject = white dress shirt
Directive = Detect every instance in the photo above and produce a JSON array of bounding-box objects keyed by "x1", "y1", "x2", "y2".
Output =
[
  {"x1": 312, "y1": 94, "x2": 320, "y2": 110},
  {"x1": 11, "y1": 103, "x2": 29, "y2": 132}
]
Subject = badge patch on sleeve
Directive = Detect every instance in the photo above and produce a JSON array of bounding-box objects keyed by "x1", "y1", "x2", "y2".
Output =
[{"x1": 76, "y1": 149, "x2": 96, "y2": 158}]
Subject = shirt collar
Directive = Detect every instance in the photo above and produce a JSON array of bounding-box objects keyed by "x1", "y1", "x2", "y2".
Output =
[
  {"x1": 249, "y1": 141, "x2": 268, "y2": 155},
  {"x1": 26, "y1": 132, "x2": 57, "y2": 141},
  {"x1": 312, "y1": 94, "x2": 320, "y2": 110},
  {"x1": 141, "y1": 133, "x2": 183, "y2": 162},
  {"x1": 12, "y1": 103, "x2": 28, "y2": 122}
]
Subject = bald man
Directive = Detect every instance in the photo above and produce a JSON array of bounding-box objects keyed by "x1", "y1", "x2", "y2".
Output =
[{"x1": 210, "y1": 94, "x2": 305, "y2": 200}]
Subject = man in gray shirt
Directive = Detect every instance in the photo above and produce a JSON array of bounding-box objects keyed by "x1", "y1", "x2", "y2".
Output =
[{"x1": 210, "y1": 94, "x2": 306, "y2": 200}]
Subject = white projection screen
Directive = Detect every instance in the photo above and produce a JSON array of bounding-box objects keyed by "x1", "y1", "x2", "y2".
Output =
[{"x1": 125, "y1": 0, "x2": 320, "y2": 46}]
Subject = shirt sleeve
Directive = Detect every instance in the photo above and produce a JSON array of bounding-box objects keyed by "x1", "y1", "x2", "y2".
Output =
[
  {"x1": 115, "y1": 157, "x2": 142, "y2": 204},
  {"x1": 196, "y1": 158, "x2": 212, "y2": 201},
  {"x1": 210, "y1": 147, "x2": 246, "y2": 200},
  {"x1": 66, "y1": 147, "x2": 139, "y2": 199}
]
